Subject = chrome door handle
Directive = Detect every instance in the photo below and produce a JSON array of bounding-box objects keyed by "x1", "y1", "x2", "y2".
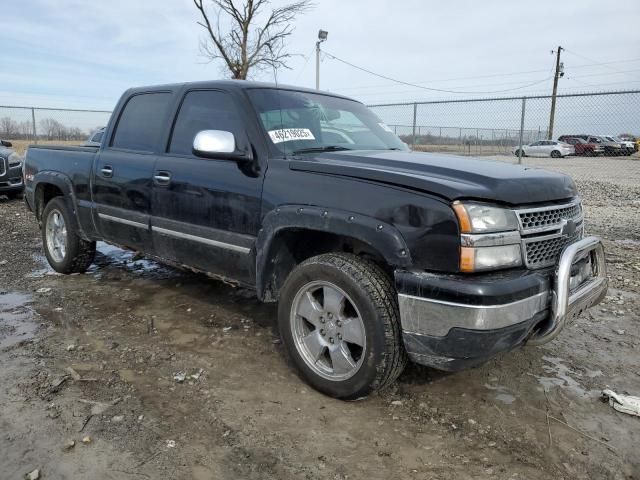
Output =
[
  {"x1": 154, "y1": 172, "x2": 171, "y2": 185},
  {"x1": 101, "y1": 165, "x2": 113, "y2": 177}
]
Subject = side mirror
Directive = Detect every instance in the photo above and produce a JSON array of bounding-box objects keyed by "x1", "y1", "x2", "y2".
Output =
[
  {"x1": 1, "y1": 140, "x2": 13, "y2": 147},
  {"x1": 192, "y1": 130, "x2": 253, "y2": 162}
]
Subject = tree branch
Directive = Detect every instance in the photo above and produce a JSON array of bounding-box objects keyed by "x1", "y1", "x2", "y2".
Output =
[{"x1": 192, "y1": 0, "x2": 314, "y2": 79}]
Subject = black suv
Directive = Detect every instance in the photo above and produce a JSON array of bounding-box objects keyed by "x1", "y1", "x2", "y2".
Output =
[{"x1": 0, "y1": 140, "x2": 24, "y2": 199}]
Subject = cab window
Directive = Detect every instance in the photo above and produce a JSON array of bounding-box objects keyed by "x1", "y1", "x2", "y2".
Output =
[{"x1": 169, "y1": 90, "x2": 243, "y2": 156}]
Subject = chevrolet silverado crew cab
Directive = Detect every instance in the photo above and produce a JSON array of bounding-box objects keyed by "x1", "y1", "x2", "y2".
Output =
[{"x1": 24, "y1": 81, "x2": 608, "y2": 399}]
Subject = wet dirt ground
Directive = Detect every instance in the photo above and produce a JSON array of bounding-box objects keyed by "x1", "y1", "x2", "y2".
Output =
[{"x1": 1, "y1": 159, "x2": 639, "y2": 479}]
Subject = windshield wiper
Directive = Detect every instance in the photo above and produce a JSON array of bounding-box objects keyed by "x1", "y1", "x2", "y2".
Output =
[{"x1": 292, "y1": 145, "x2": 352, "y2": 155}]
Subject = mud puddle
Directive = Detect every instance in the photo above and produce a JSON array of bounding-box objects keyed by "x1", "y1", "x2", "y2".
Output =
[{"x1": 0, "y1": 292, "x2": 38, "y2": 349}]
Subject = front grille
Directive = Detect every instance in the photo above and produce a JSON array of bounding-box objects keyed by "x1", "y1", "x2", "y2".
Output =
[
  {"x1": 515, "y1": 200, "x2": 584, "y2": 269},
  {"x1": 517, "y1": 203, "x2": 581, "y2": 232},
  {"x1": 523, "y1": 228, "x2": 583, "y2": 269}
]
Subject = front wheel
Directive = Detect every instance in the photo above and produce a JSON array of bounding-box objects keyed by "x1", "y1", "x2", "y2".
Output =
[
  {"x1": 550, "y1": 150, "x2": 562, "y2": 158},
  {"x1": 41, "y1": 197, "x2": 96, "y2": 274},
  {"x1": 514, "y1": 149, "x2": 525, "y2": 157},
  {"x1": 278, "y1": 253, "x2": 407, "y2": 400}
]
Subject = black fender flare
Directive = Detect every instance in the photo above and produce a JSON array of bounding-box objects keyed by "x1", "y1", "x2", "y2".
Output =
[
  {"x1": 255, "y1": 205, "x2": 412, "y2": 300},
  {"x1": 32, "y1": 171, "x2": 87, "y2": 239}
]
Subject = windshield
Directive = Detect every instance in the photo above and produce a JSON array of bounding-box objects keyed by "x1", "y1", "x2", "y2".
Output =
[{"x1": 247, "y1": 88, "x2": 408, "y2": 154}]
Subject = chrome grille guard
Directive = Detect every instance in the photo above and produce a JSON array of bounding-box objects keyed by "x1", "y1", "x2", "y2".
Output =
[{"x1": 528, "y1": 236, "x2": 608, "y2": 345}]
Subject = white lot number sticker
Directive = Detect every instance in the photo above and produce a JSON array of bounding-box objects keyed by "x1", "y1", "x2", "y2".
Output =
[
  {"x1": 268, "y1": 128, "x2": 316, "y2": 144},
  {"x1": 378, "y1": 122, "x2": 393, "y2": 133}
]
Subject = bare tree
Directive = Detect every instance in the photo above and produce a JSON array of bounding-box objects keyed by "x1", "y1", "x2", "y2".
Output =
[
  {"x1": 193, "y1": 0, "x2": 313, "y2": 79},
  {"x1": 17, "y1": 121, "x2": 34, "y2": 140},
  {"x1": 0, "y1": 117, "x2": 18, "y2": 138}
]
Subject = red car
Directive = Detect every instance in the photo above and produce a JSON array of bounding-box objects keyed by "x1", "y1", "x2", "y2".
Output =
[{"x1": 560, "y1": 137, "x2": 604, "y2": 156}]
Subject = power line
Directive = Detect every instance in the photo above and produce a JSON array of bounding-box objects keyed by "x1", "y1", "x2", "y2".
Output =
[
  {"x1": 321, "y1": 50, "x2": 554, "y2": 95},
  {"x1": 567, "y1": 68, "x2": 640, "y2": 79},
  {"x1": 327, "y1": 57, "x2": 640, "y2": 92},
  {"x1": 564, "y1": 49, "x2": 630, "y2": 73}
]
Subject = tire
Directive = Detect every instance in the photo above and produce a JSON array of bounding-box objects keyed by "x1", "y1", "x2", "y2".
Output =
[
  {"x1": 41, "y1": 197, "x2": 96, "y2": 274},
  {"x1": 514, "y1": 149, "x2": 525, "y2": 157},
  {"x1": 278, "y1": 253, "x2": 407, "y2": 400},
  {"x1": 585, "y1": 150, "x2": 593, "y2": 157},
  {"x1": 550, "y1": 150, "x2": 562, "y2": 158}
]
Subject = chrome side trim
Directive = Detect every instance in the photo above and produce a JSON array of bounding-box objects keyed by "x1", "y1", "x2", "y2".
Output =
[
  {"x1": 152, "y1": 226, "x2": 251, "y2": 254},
  {"x1": 461, "y1": 231, "x2": 521, "y2": 247},
  {"x1": 98, "y1": 213, "x2": 147, "y2": 230},
  {"x1": 398, "y1": 291, "x2": 549, "y2": 337}
]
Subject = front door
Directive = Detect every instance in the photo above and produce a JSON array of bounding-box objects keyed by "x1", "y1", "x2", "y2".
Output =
[
  {"x1": 151, "y1": 89, "x2": 263, "y2": 284},
  {"x1": 526, "y1": 141, "x2": 543, "y2": 156},
  {"x1": 93, "y1": 92, "x2": 173, "y2": 253}
]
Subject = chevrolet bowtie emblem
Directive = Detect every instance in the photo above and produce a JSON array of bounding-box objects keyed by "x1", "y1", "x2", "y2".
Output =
[{"x1": 560, "y1": 219, "x2": 577, "y2": 238}]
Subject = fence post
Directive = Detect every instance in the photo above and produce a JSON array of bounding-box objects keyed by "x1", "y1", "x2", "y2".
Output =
[
  {"x1": 411, "y1": 103, "x2": 417, "y2": 149},
  {"x1": 31, "y1": 107, "x2": 38, "y2": 144},
  {"x1": 518, "y1": 97, "x2": 527, "y2": 164}
]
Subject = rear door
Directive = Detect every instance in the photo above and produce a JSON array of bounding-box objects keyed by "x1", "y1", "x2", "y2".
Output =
[
  {"x1": 93, "y1": 91, "x2": 172, "y2": 253},
  {"x1": 539, "y1": 141, "x2": 554, "y2": 156},
  {"x1": 150, "y1": 89, "x2": 263, "y2": 284}
]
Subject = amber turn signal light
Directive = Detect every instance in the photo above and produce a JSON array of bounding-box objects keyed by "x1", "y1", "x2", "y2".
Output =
[{"x1": 452, "y1": 201, "x2": 472, "y2": 233}]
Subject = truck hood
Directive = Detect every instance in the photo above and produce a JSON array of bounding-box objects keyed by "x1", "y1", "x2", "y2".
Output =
[{"x1": 289, "y1": 150, "x2": 577, "y2": 205}]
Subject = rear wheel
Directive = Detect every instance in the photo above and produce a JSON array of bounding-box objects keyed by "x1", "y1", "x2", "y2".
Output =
[
  {"x1": 514, "y1": 149, "x2": 525, "y2": 157},
  {"x1": 550, "y1": 150, "x2": 562, "y2": 158},
  {"x1": 41, "y1": 197, "x2": 96, "y2": 274},
  {"x1": 278, "y1": 253, "x2": 407, "y2": 400}
]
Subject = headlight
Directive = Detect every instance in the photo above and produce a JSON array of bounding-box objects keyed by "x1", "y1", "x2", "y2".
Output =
[
  {"x1": 453, "y1": 201, "x2": 522, "y2": 272},
  {"x1": 8, "y1": 152, "x2": 23, "y2": 168},
  {"x1": 452, "y1": 201, "x2": 519, "y2": 233}
]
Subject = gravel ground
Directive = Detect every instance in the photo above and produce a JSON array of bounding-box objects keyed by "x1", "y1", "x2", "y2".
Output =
[{"x1": 1, "y1": 156, "x2": 639, "y2": 480}]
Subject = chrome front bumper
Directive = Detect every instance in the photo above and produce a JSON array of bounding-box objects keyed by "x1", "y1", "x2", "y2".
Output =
[{"x1": 397, "y1": 236, "x2": 608, "y2": 369}]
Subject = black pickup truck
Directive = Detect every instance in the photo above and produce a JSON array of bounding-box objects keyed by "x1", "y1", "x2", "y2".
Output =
[{"x1": 24, "y1": 81, "x2": 608, "y2": 399}]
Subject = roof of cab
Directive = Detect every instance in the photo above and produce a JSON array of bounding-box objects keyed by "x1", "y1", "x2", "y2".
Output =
[{"x1": 125, "y1": 80, "x2": 357, "y2": 102}]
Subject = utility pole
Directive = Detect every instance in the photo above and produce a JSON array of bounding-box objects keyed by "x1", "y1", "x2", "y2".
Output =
[
  {"x1": 316, "y1": 30, "x2": 328, "y2": 89},
  {"x1": 547, "y1": 46, "x2": 564, "y2": 140}
]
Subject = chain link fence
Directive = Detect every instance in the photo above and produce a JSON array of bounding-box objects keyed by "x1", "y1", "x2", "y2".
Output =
[
  {"x1": 1, "y1": 90, "x2": 638, "y2": 161},
  {"x1": 0, "y1": 106, "x2": 112, "y2": 154},
  {"x1": 367, "y1": 90, "x2": 640, "y2": 161}
]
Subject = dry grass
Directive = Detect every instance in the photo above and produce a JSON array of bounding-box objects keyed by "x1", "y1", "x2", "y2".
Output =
[{"x1": 8, "y1": 139, "x2": 83, "y2": 156}]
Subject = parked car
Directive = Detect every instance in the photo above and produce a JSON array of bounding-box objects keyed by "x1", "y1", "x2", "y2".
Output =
[
  {"x1": 590, "y1": 136, "x2": 625, "y2": 156},
  {"x1": 561, "y1": 137, "x2": 604, "y2": 156},
  {"x1": 512, "y1": 140, "x2": 574, "y2": 158},
  {"x1": 23, "y1": 81, "x2": 608, "y2": 399},
  {"x1": 605, "y1": 136, "x2": 635, "y2": 156},
  {"x1": 83, "y1": 127, "x2": 105, "y2": 147},
  {"x1": 619, "y1": 135, "x2": 639, "y2": 153},
  {"x1": 0, "y1": 139, "x2": 24, "y2": 199},
  {"x1": 560, "y1": 135, "x2": 625, "y2": 156}
]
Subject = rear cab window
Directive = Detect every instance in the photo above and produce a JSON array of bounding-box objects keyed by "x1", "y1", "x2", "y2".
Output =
[
  {"x1": 91, "y1": 131, "x2": 104, "y2": 143},
  {"x1": 111, "y1": 92, "x2": 172, "y2": 152}
]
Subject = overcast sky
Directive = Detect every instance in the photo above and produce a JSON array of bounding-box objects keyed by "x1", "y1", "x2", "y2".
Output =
[{"x1": 2, "y1": 0, "x2": 639, "y2": 110}]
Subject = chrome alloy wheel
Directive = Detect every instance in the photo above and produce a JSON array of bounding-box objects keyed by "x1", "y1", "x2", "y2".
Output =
[
  {"x1": 45, "y1": 209, "x2": 67, "y2": 263},
  {"x1": 290, "y1": 280, "x2": 366, "y2": 381}
]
